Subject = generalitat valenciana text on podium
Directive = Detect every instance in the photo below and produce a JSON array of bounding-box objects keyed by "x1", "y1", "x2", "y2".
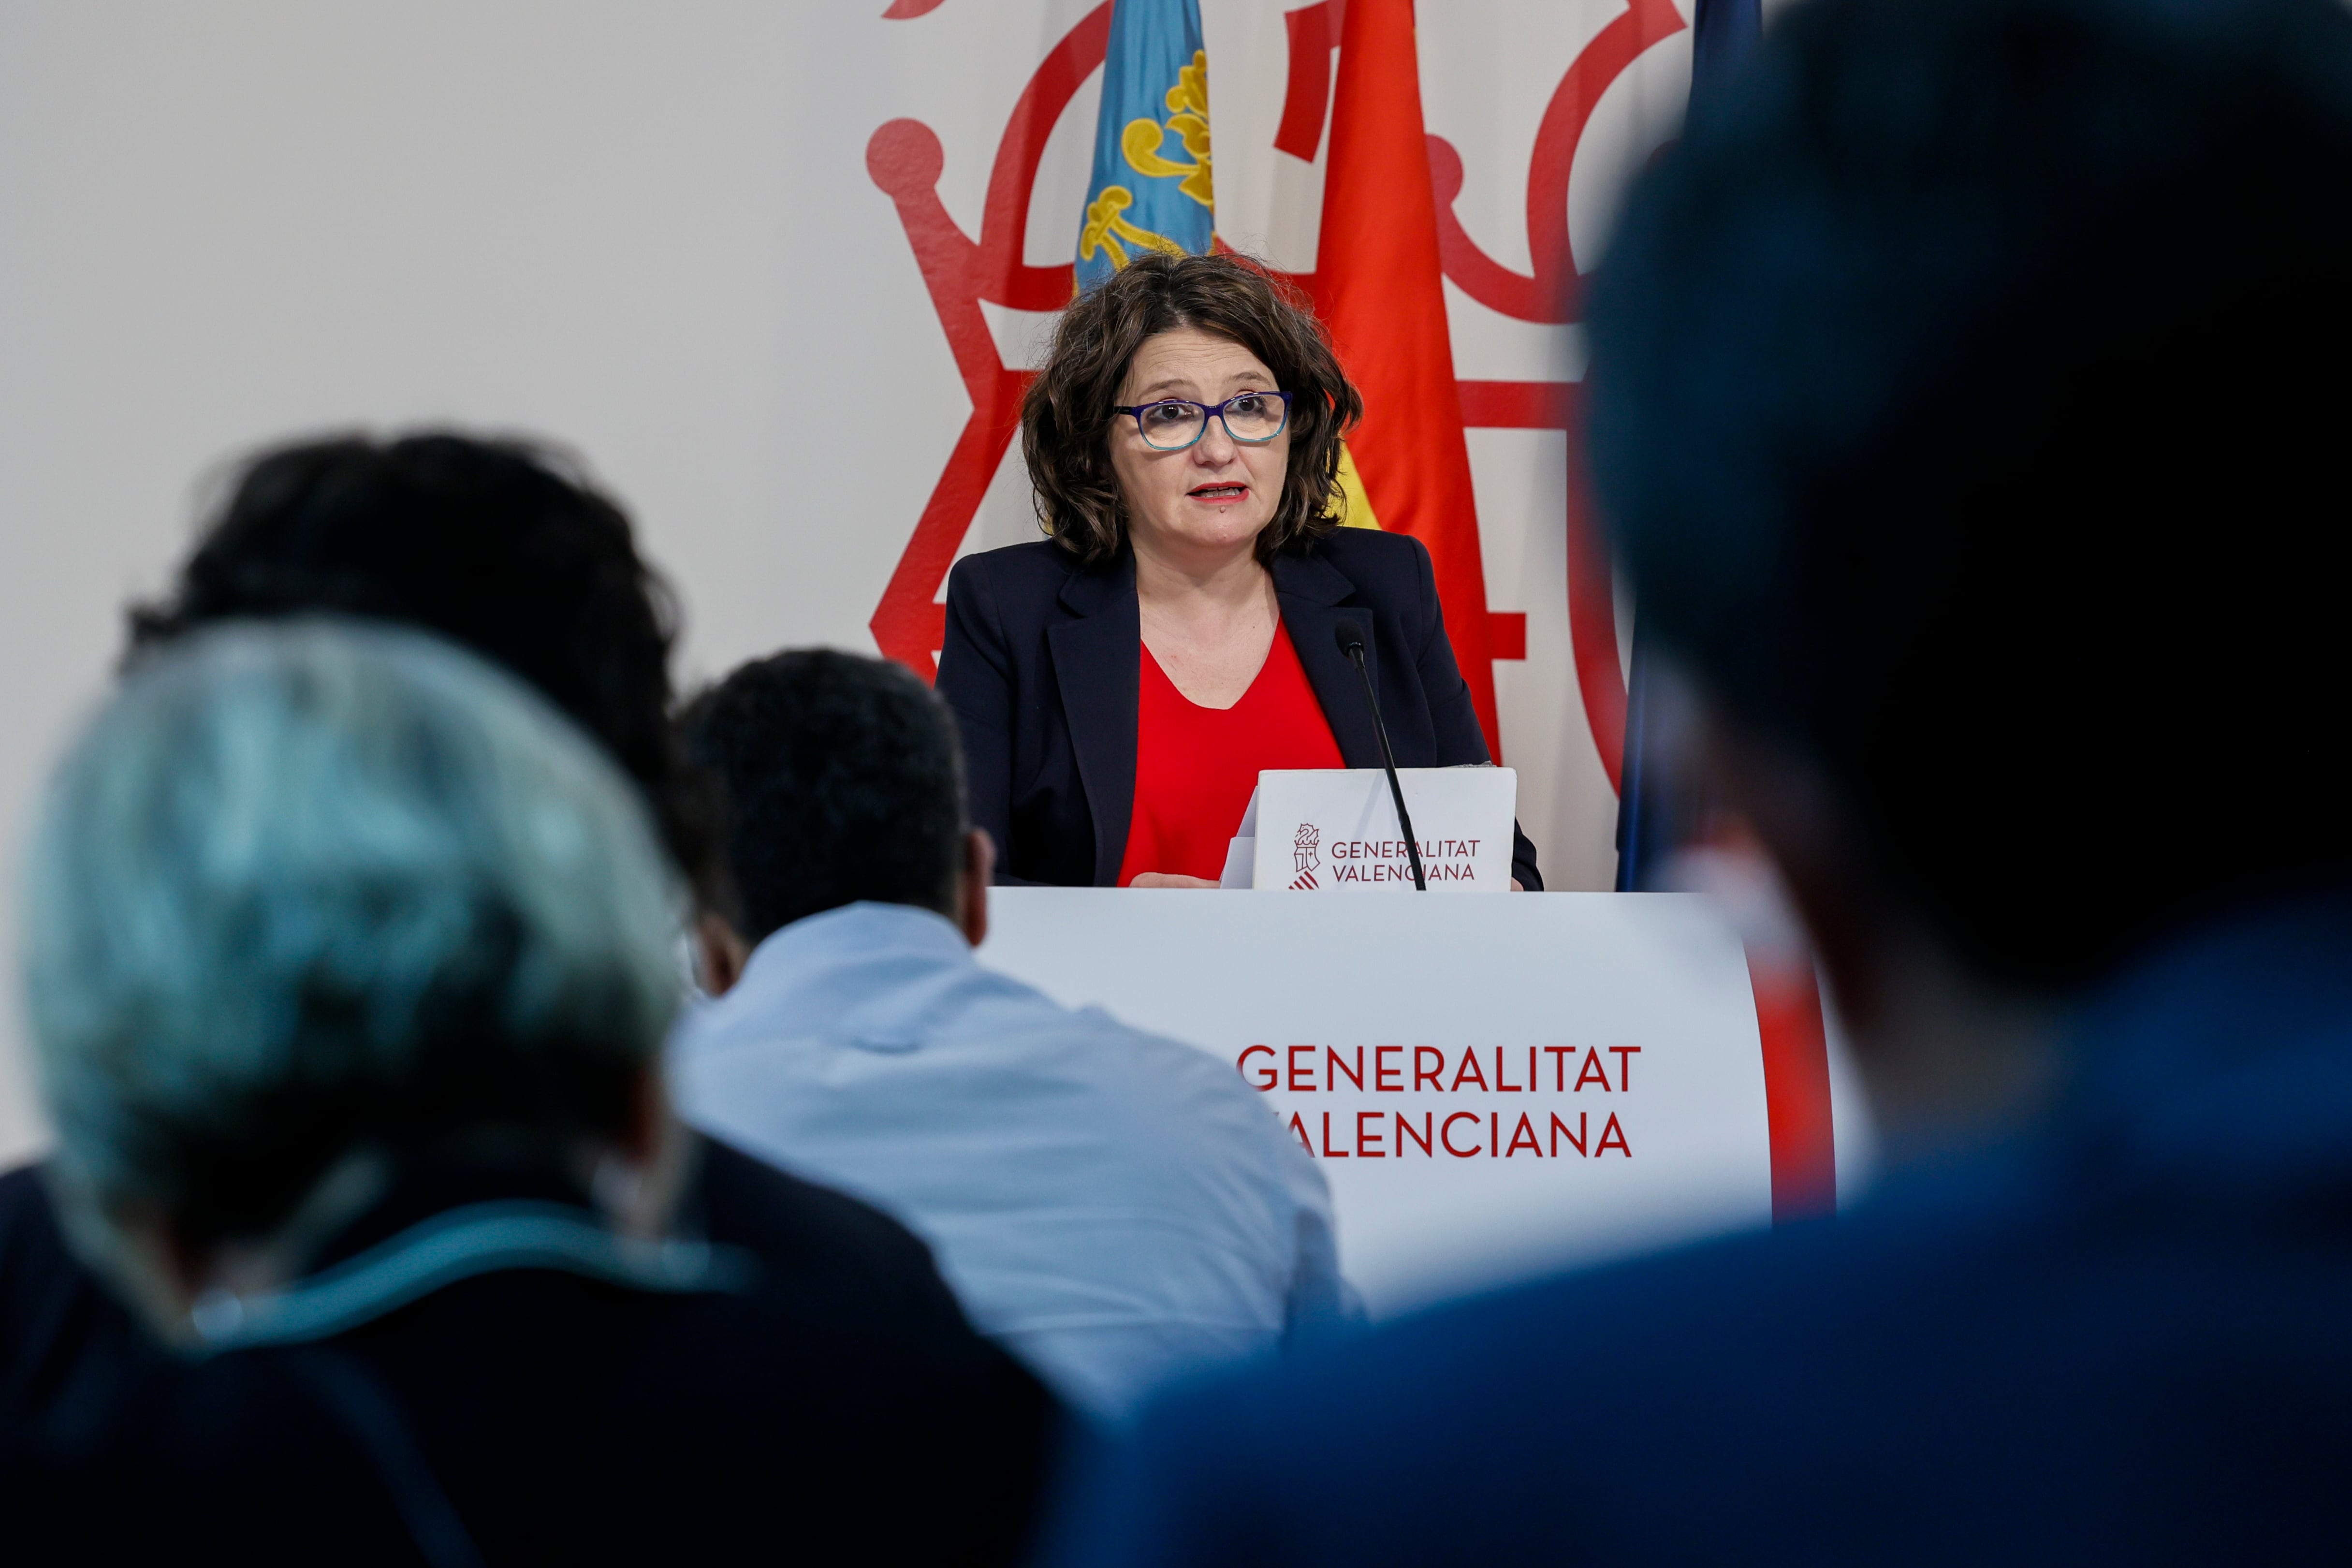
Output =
[
  {"x1": 1220, "y1": 767, "x2": 1520, "y2": 891},
  {"x1": 979, "y1": 768, "x2": 1871, "y2": 1317}
]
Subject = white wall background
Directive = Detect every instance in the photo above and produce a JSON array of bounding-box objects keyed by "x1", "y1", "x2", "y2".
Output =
[{"x1": 0, "y1": 0, "x2": 1691, "y2": 1165}]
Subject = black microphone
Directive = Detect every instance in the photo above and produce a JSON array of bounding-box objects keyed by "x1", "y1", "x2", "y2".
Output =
[{"x1": 1334, "y1": 618, "x2": 1427, "y2": 892}]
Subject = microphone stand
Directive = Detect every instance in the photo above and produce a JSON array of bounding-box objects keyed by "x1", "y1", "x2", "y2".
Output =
[{"x1": 1336, "y1": 622, "x2": 1427, "y2": 891}]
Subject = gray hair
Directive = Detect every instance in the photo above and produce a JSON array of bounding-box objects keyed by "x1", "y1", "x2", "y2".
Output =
[{"x1": 21, "y1": 619, "x2": 683, "y2": 1248}]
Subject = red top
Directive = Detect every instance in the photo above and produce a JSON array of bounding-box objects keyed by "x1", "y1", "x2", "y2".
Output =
[{"x1": 1117, "y1": 621, "x2": 1346, "y2": 886}]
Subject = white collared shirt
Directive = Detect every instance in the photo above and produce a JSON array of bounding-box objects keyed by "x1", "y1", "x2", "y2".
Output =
[{"x1": 669, "y1": 901, "x2": 1352, "y2": 1421}]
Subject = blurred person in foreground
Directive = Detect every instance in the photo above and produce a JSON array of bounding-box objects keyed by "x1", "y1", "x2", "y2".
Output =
[
  {"x1": 125, "y1": 430, "x2": 730, "y2": 911},
  {"x1": 1039, "y1": 0, "x2": 2352, "y2": 1559},
  {"x1": 1, "y1": 435, "x2": 707, "y2": 1426},
  {"x1": 1, "y1": 621, "x2": 1052, "y2": 1562},
  {"x1": 672, "y1": 649, "x2": 1351, "y2": 1421},
  {"x1": 0, "y1": 435, "x2": 1060, "y2": 1555}
]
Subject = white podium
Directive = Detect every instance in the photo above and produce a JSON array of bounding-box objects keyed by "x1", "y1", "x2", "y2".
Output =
[{"x1": 978, "y1": 888, "x2": 1867, "y2": 1317}]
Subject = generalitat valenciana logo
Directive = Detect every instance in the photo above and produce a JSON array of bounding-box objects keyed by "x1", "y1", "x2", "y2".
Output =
[{"x1": 1291, "y1": 822, "x2": 1322, "y2": 890}]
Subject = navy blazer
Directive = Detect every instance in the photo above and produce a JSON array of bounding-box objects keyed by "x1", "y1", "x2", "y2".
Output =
[
  {"x1": 1036, "y1": 891, "x2": 2352, "y2": 1565},
  {"x1": 936, "y1": 529, "x2": 1541, "y2": 890}
]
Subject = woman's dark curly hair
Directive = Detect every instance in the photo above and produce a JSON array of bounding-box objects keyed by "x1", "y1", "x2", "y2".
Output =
[{"x1": 1021, "y1": 251, "x2": 1364, "y2": 566}]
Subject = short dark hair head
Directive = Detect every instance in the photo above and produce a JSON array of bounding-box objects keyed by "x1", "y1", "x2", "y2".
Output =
[
  {"x1": 1589, "y1": 0, "x2": 2352, "y2": 990},
  {"x1": 1022, "y1": 250, "x2": 1364, "y2": 568},
  {"x1": 128, "y1": 430, "x2": 726, "y2": 911},
  {"x1": 682, "y1": 650, "x2": 966, "y2": 944}
]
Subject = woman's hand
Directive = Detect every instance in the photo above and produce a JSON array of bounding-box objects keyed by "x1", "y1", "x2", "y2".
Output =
[{"x1": 1129, "y1": 872, "x2": 1222, "y2": 889}]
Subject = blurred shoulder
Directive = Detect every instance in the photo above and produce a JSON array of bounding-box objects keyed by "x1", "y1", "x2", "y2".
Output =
[
  {"x1": 691, "y1": 1132, "x2": 950, "y2": 1289},
  {"x1": 1078, "y1": 1172, "x2": 2352, "y2": 1563},
  {"x1": 661, "y1": 1143, "x2": 1064, "y2": 1548},
  {"x1": 0, "y1": 1162, "x2": 53, "y2": 1248},
  {"x1": 0, "y1": 1161, "x2": 158, "y2": 1407},
  {"x1": 1113, "y1": 1172, "x2": 2169, "y2": 1495},
  {"x1": 1158, "y1": 1196, "x2": 1994, "y2": 1432},
  {"x1": 0, "y1": 1163, "x2": 81, "y2": 1314}
]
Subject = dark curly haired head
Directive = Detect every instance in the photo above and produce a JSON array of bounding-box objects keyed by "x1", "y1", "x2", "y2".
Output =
[
  {"x1": 1021, "y1": 250, "x2": 1364, "y2": 566},
  {"x1": 127, "y1": 430, "x2": 727, "y2": 913}
]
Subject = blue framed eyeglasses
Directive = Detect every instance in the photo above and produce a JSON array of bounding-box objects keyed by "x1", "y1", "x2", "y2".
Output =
[{"x1": 1111, "y1": 390, "x2": 1294, "y2": 452}]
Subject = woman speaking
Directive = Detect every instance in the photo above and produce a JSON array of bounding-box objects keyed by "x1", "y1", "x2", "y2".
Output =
[{"x1": 936, "y1": 251, "x2": 1541, "y2": 890}]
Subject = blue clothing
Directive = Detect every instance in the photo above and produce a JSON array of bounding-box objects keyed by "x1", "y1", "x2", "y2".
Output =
[
  {"x1": 1039, "y1": 893, "x2": 2352, "y2": 1563},
  {"x1": 670, "y1": 901, "x2": 1351, "y2": 1421},
  {"x1": 936, "y1": 531, "x2": 1542, "y2": 890}
]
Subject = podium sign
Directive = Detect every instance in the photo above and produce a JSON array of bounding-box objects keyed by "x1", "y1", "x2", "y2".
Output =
[
  {"x1": 1231, "y1": 767, "x2": 1518, "y2": 892},
  {"x1": 977, "y1": 888, "x2": 1860, "y2": 1317}
]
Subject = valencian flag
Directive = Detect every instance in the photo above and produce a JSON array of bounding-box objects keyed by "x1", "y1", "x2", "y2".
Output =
[
  {"x1": 1075, "y1": 0, "x2": 1213, "y2": 290},
  {"x1": 1311, "y1": 0, "x2": 1502, "y2": 755}
]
